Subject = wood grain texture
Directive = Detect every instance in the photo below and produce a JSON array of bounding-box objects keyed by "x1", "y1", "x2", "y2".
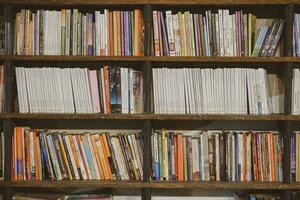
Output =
[
  {"x1": 1, "y1": 181, "x2": 300, "y2": 189},
  {"x1": 1, "y1": 0, "x2": 300, "y2": 5},
  {"x1": 1, "y1": 55, "x2": 300, "y2": 63},
  {"x1": 2, "y1": 113, "x2": 291, "y2": 120}
]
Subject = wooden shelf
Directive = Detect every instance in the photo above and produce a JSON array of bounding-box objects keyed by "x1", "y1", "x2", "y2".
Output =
[
  {"x1": 0, "y1": 180, "x2": 145, "y2": 188},
  {"x1": 1, "y1": 181, "x2": 300, "y2": 190},
  {"x1": 1, "y1": 55, "x2": 300, "y2": 63},
  {"x1": 5, "y1": 113, "x2": 294, "y2": 121},
  {"x1": 1, "y1": 0, "x2": 300, "y2": 5}
]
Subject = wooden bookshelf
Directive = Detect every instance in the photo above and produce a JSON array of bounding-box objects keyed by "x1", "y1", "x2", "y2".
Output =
[{"x1": 0, "y1": 1, "x2": 299, "y2": 200}]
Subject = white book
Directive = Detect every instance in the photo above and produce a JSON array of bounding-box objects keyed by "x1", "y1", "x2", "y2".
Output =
[
  {"x1": 85, "y1": 69, "x2": 93, "y2": 113},
  {"x1": 129, "y1": 69, "x2": 135, "y2": 114},
  {"x1": 153, "y1": 11, "x2": 160, "y2": 56},
  {"x1": 215, "y1": 133, "x2": 220, "y2": 181},
  {"x1": 183, "y1": 68, "x2": 190, "y2": 114},
  {"x1": 172, "y1": 14, "x2": 181, "y2": 56},
  {"x1": 63, "y1": 135, "x2": 80, "y2": 180},
  {"x1": 72, "y1": 9, "x2": 78, "y2": 55},
  {"x1": 78, "y1": 135, "x2": 91, "y2": 179},
  {"x1": 71, "y1": 135, "x2": 87, "y2": 180},
  {"x1": 15, "y1": 68, "x2": 26, "y2": 113},
  {"x1": 152, "y1": 68, "x2": 158, "y2": 114},
  {"x1": 65, "y1": 10, "x2": 71, "y2": 55},
  {"x1": 95, "y1": 11, "x2": 100, "y2": 56},
  {"x1": 121, "y1": 68, "x2": 129, "y2": 114},
  {"x1": 70, "y1": 68, "x2": 80, "y2": 113},
  {"x1": 104, "y1": 9, "x2": 109, "y2": 56}
]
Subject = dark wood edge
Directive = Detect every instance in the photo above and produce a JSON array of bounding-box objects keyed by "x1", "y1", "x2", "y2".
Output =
[
  {"x1": 1, "y1": 0, "x2": 300, "y2": 5},
  {"x1": 1, "y1": 55, "x2": 300, "y2": 63},
  {"x1": 1, "y1": 181, "x2": 300, "y2": 189},
  {"x1": 3, "y1": 113, "x2": 300, "y2": 121}
]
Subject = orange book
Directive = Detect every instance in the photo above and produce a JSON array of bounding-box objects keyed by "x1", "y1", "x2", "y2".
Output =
[
  {"x1": 25, "y1": 129, "x2": 30, "y2": 180},
  {"x1": 269, "y1": 133, "x2": 275, "y2": 181},
  {"x1": 256, "y1": 134, "x2": 262, "y2": 181},
  {"x1": 91, "y1": 134, "x2": 104, "y2": 179},
  {"x1": 15, "y1": 127, "x2": 23, "y2": 180},
  {"x1": 109, "y1": 11, "x2": 114, "y2": 56},
  {"x1": 95, "y1": 134, "x2": 110, "y2": 180},
  {"x1": 32, "y1": 131, "x2": 39, "y2": 180},
  {"x1": 100, "y1": 133, "x2": 113, "y2": 179},
  {"x1": 134, "y1": 9, "x2": 144, "y2": 56},
  {"x1": 174, "y1": 135, "x2": 178, "y2": 180},
  {"x1": 113, "y1": 11, "x2": 118, "y2": 56},
  {"x1": 16, "y1": 13, "x2": 21, "y2": 55},
  {"x1": 68, "y1": 135, "x2": 81, "y2": 178},
  {"x1": 103, "y1": 65, "x2": 111, "y2": 113},
  {"x1": 177, "y1": 134, "x2": 184, "y2": 181},
  {"x1": 75, "y1": 135, "x2": 89, "y2": 179},
  {"x1": 251, "y1": 134, "x2": 258, "y2": 181},
  {"x1": 116, "y1": 11, "x2": 121, "y2": 56}
]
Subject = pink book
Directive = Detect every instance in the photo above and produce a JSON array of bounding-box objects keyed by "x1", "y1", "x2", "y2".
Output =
[{"x1": 89, "y1": 70, "x2": 101, "y2": 113}]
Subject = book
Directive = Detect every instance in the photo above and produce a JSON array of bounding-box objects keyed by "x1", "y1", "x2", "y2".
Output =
[
  {"x1": 12, "y1": 128, "x2": 143, "y2": 181},
  {"x1": 153, "y1": 67, "x2": 283, "y2": 114},
  {"x1": 13, "y1": 9, "x2": 144, "y2": 56},
  {"x1": 152, "y1": 10, "x2": 284, "y2": 57},
  {"x1": 152, "y1": 129, "x2": 283, "y2": 182},
  {"x1": 15, "y1": 66, "x2": 143, "y2": 114}
]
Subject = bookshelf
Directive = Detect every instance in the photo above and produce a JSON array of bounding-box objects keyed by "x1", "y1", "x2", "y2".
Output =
[{"x1": 0, "y1": 0, "x2": 300, "y2": 200}]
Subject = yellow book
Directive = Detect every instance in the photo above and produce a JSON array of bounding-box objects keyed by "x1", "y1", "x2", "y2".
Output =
[{"x1": 248, "y1": 13, "x2": 256, "y2": 56}]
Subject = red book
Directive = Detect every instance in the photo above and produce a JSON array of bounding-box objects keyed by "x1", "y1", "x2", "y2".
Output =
[{"x1": 177, "y1": 134, "x2": 184, "y2": 181}]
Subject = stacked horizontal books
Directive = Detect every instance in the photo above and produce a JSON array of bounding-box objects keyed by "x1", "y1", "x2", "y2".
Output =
[
  {"x1": 15, "y1": 67, "x2": 143, "y2": 114},
  {"x1": 293, "y1": 13, "x2": 300, "y2": 57},
  {"x1": 152, "y1": 67, "x2": 283, "y2": 114},
  {"x1": 234, "y1": 193, "x2": 282, "y2": 200},
  {"x1": 0, "y1": 132, "x2": 3, "y2": 180},
  {"x1": 12, "y1": 128, "x2": 144, "y2": 181},
  {"x1": 13, "y1": 9, "x2": 144, "y2": 56},
  {"x1": 151, "y1": 130, "x2": 283, "y2": 182},
  {"x1": 152, "y1": 10, "x2": 284, "y2": 57}
]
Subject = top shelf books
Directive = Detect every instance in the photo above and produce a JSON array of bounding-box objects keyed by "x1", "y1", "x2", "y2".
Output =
[
  {"x1": 11, "y1": 7, "x2": 287, "y2": 57},
  {"x1": 13, "y1": 9, "x2": 144, "y2": 56}
]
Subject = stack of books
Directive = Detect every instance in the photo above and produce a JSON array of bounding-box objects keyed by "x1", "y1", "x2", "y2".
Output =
[
  {"x1": 152, "y1": 67, "x2": 283, "y2": 114},
  {"x1": 152, "y1": 129, "x2": 283, "y2": 182},
  {"x1": 12, "y1": 128, "x2": 143, "y2": 181},
  {"x1": 16, "y1": 67, "x2": 143, "y2": 114},
  {"x1": 13, "y1": 9, "x2": 144, "y2": 56},
  {"x1": 291, "y1": 131, "x2": 300, "y2": 182},
  {"x1": 152, "y1": 10, "x2": 284, "y2": 57}
]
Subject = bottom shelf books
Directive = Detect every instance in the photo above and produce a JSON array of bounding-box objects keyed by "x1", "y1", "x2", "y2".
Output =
[
  {"x1": 151, "y1": 130, "x2": 283, "y2": 182},
  {"x1": 234, "y1": 193, "x2": 282, "y2": 200},
  {"x1": 12, "y1": 128, "x2": 143, "y2": 181}
]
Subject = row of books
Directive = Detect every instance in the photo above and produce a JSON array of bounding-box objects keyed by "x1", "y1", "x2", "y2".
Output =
[
  {"x1": 151, "y1": 130, "x2": 283, "y2": 182},
  {"x1": 234, "y1": 193, "x2": 282, "y2": 200},
  {"x1": 152, "y1": 10, "x2": 284, "y2": 57},
  {"x1": 12, "y1": 128, "x2": 143, "y2": 180},
  {"x1": 13, "y1": 9, "x2": 144, "y2": 56},
  {"x1": 0, "y1": 132, "x2": 3, "y2": 180},
  {"x1": 152, "y1": 68, "x2": 283, "y2": 114},
  {"x1": 15, "y1": 67, "x2": 143, "y2": 114}
]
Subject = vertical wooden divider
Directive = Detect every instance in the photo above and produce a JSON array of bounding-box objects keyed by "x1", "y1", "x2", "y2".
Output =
[
  {"x1": 142, "y1": 4, "x2": 153, "y2": 200},
  {"x1": 282, "y1": 4, "x2": 294, "y2": 200}
]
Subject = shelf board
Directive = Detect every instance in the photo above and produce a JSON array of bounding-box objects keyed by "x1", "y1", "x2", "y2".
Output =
[
  {"x1": 0, "y1": 180, "x2": 145, "y2": 188},
  {"x1": 1, "y1": 55, "x2": 300, "y2": 63},
  {"x1": 0, "y1": 55, "x2": 146, "y2": 62},
  {"x1": 1, "y1": 0, "x2": 300, "y2": 5},
  {"x1": 148, "y1": 56, "x2": 300, "y2": 63},
  {"x1": 1, "y1": 181, "x2": 300, "y2": 190},
  {"x1": 7, "y1": 113, "x2": 300, "y2": 121}
]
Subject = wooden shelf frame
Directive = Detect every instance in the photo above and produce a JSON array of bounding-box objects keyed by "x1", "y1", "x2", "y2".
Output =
[{"x1": 0, "y1": 2, "x2": 299, "y2": 200}]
